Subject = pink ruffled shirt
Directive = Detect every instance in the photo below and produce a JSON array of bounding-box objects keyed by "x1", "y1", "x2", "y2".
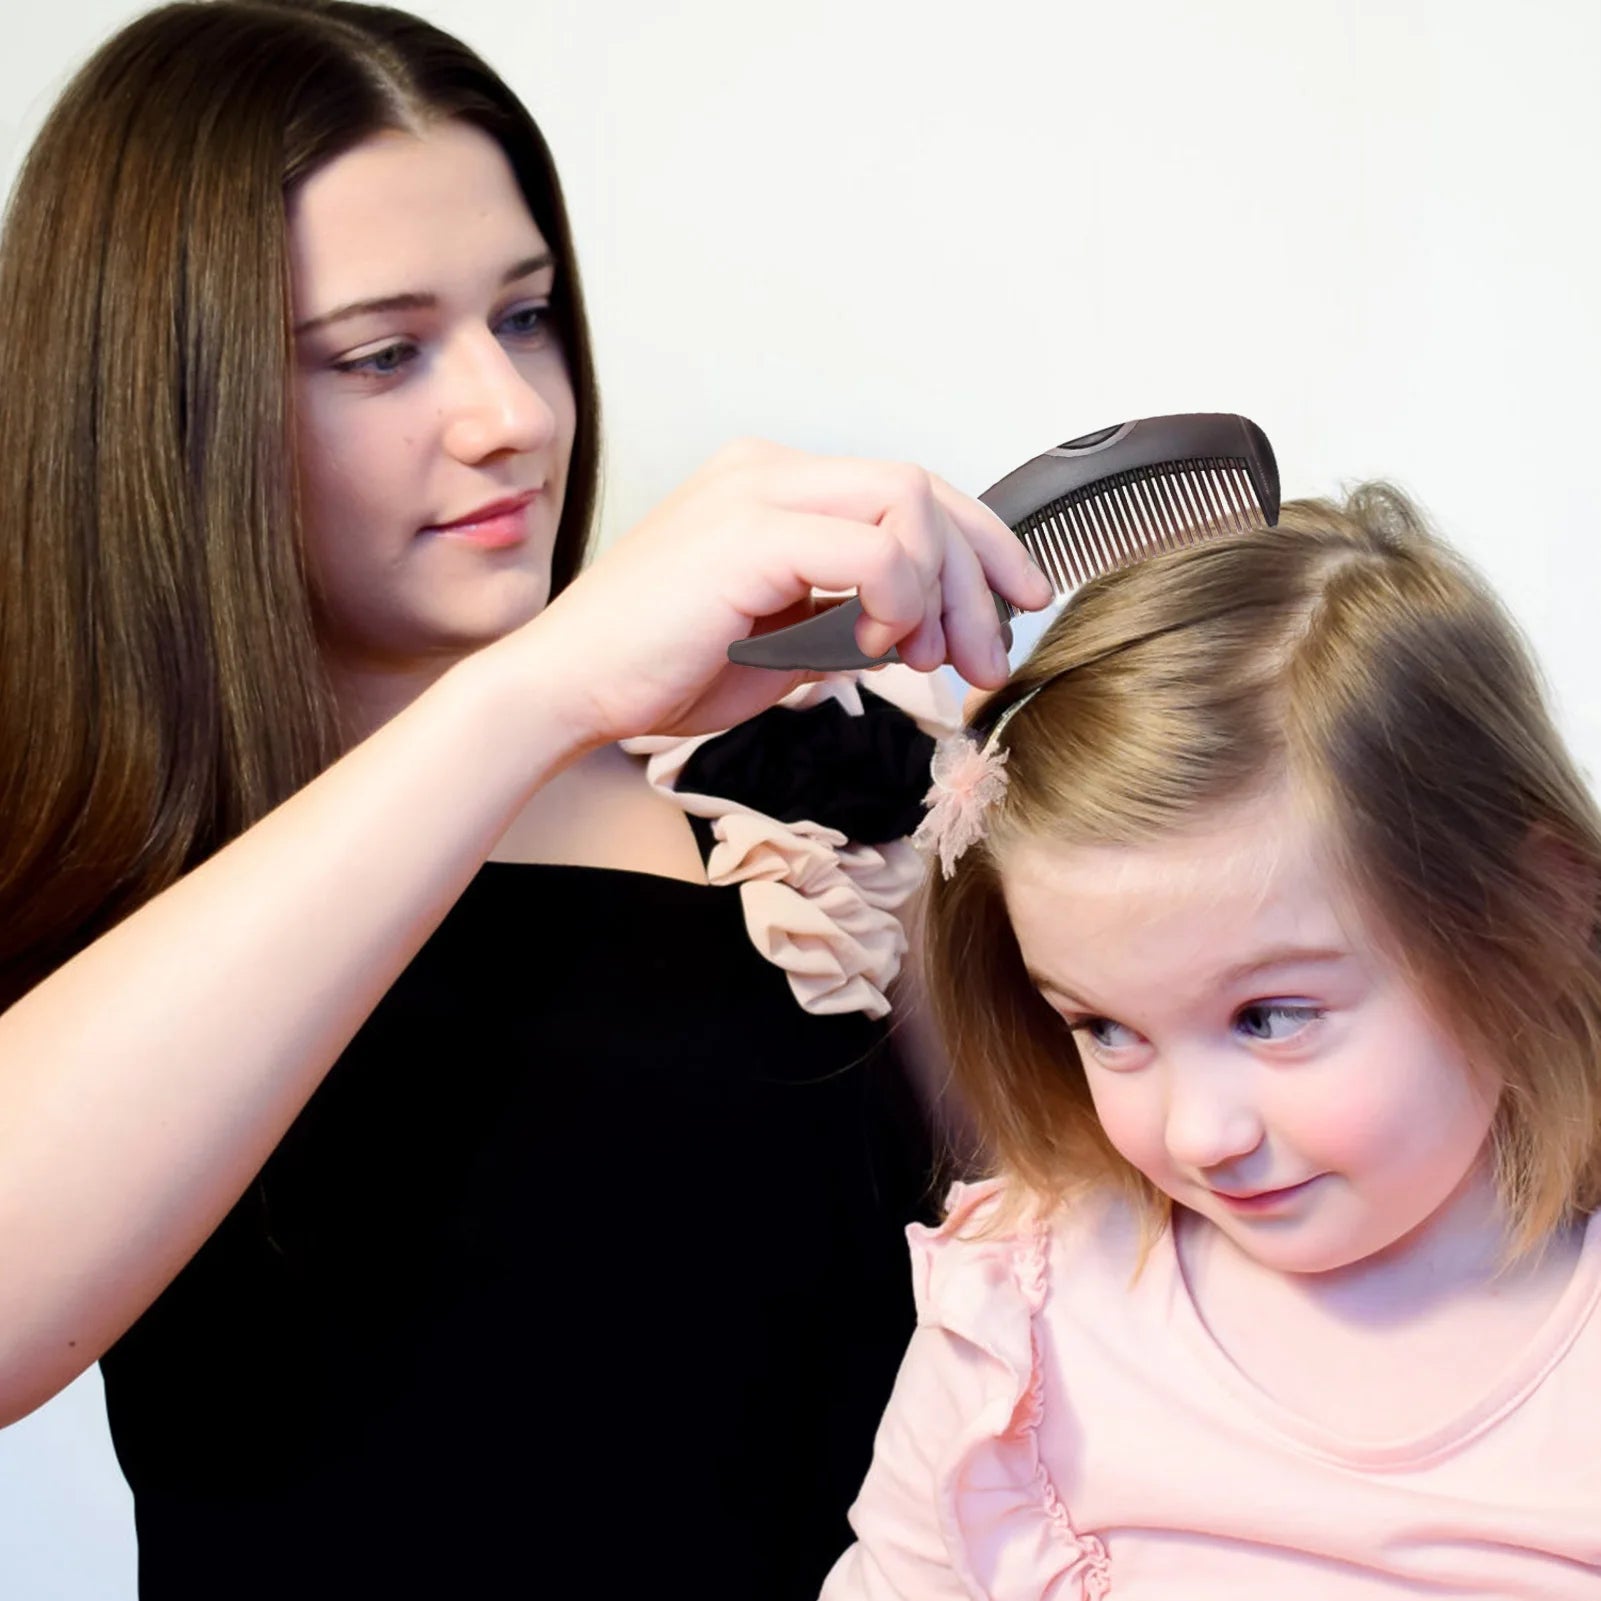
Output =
[{"x1": 823, "y1": 1181, "x2": 1601, "y2": 1599}]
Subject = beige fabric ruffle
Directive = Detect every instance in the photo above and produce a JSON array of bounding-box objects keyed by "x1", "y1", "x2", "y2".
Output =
[{"x1": 621, "y1": 668, "x2": 959, "y2": 1020}]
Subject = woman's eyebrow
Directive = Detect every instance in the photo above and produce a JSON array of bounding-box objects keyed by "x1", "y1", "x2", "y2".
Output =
[{"x1": 293, "y1": 251, "x2": 555, "y2": 336}]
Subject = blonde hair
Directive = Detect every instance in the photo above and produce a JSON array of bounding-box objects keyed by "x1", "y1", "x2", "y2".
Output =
[{"x1": 925, "y1": 483, "x2": 1601, "y2": 1254}]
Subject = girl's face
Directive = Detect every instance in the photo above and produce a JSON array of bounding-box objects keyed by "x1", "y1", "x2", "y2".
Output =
[
  {"x1": 1001, "y1": 789, "x2": 1500, "y2": 1277},
  {"x1": 289, "y1": 120, "x2": 576, "y2": 701}
]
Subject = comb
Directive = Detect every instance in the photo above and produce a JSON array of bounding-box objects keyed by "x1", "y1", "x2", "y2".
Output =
[{"x1": 726, "y1": 413, "x2": 1280, "y2": 671}]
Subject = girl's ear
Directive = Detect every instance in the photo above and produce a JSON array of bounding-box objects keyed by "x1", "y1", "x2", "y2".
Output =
[{"x1": 962, "y1": 685, "x2": 994, "y2": 724}]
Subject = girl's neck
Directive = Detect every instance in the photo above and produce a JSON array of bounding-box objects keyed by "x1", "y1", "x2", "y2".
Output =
[
  {"x1": 1191, "y1": 1164, "x2": 1577, "y2": 1327},
  {"x1": 1175, "y1": 1169, "x2": 1589, "y2": 1440}
]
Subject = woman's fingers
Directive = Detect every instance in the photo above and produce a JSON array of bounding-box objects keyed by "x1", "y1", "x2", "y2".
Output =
[
  {"x1": 723, "y1": 444, "x2": 1050, "y2": 669},
  {"x1": 926, "y1": 471, "x2": 1053, "y2": 613},
  {"x1": 535, "y1": 440, "x2": 1054, "y2": 746},
  {"x1": 741, "y1": 511, "x2": 939, "y2": 651},
  {"x1": 935, "y1": 524, "x2": 1011, "y2": 684}
]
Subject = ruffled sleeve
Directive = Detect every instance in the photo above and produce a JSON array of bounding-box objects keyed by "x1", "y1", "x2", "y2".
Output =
[
  {"x1": 621, "y1": 668, "x2": 959, "y2": 1020},
  {"x1": 821, "y1": 1181, "x2": 1112, "y2": 1600}
]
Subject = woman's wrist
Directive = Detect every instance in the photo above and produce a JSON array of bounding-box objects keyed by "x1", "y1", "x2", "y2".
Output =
[{"x1": 442, "y1": 618, "x2": 612, "y2": 799}]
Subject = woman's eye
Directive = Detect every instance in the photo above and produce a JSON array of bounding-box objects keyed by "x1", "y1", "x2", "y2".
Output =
[
  {"x1": 1235, "y1": 1002, "x2": 1321, "y2": 1042},
  {"x1": 333, "y1": 341, "x2": 416, "y2": 378},
  {"x1": 498, "y1": 302, "x2": 551, "y2": 343}
]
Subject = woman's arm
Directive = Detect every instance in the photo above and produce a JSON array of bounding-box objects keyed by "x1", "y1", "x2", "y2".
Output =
[{"x1": 0, "y1": 441, "x2": 1047, "y2": 1425}]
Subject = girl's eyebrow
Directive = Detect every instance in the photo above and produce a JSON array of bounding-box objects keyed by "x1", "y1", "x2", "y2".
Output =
[
  {"x1": 1216, "y1": 946, "x2": 1350, "y2": 987},
  {"x1": 293, "y1": 251, "x2": 555, "y2": 336},
  {"x1": 1026, "y1": 946, "x2": 1350, "y2": 1011},
  {"x1": 1026, "y1": 973, "x2": 1096, "y2": 1012}
]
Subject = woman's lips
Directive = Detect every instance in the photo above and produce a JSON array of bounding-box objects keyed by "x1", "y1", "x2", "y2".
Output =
[
  {"x1": 1210, "y1": 1175, "x2": 1323, "y2": 1215},
  {"x1": 424, "y1": 490, "x2": 538, "y2": 550}
]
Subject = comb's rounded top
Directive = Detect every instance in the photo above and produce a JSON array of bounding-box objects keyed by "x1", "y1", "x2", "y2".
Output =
[
  {"x1": 980, "y1": 413, "x2": 1278, "y2": 528},
  {"x1": 727, "y1": 413, "x2": 1282, "y2": 671},
  {"x1": 1055, "y1": 422, "x2": 1127, "y2": 451}
]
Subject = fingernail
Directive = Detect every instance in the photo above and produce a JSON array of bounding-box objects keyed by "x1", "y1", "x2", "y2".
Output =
[{"x1": 991, "y1": 639, "x2": 1010, "y2": 678}]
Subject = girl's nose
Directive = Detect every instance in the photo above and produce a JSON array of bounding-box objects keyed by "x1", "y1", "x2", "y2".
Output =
[
  {"x1": 1162, "y1": 1066, "x2": 1265, "y2": 1175},
  {"x1": 440, "y1": 333, "x2": 559, "y2": 464}
]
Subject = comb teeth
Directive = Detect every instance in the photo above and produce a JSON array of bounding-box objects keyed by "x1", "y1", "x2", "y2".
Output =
[{"x1": 1004, "y1": 457, "x2": 1266, "y2": 618}]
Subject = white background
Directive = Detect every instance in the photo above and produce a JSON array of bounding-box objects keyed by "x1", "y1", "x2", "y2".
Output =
[{"x1": 2, "y1": 1, "x2": 1599, "y2": 1594}]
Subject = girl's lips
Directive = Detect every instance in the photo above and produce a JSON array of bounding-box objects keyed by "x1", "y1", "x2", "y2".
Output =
[{"x1": 1211, "y1": 1175, "x2": 1323, "y2": 1215}]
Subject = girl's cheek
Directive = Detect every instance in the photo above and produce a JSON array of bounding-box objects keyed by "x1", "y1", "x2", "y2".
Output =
[
  {"x1": 1290, "y1": 1100, "x2": 1382, "y2": 1166},
  {"x1": 1085, "y1": 1076, "x2": 1166, "y2": 1173},
  {"x1": 1277, "y1": 1068, "x2": 1433, "y2": 1171}
]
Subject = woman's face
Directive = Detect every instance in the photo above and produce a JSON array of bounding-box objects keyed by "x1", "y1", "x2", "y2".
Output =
[{"x1": 289, "y1": 120, "x2": 576, "y2": 702}]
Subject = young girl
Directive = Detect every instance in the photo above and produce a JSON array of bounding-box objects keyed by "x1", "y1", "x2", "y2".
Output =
[
  {"x1": 824, "y1": 484, "x2": 1601, "y2": 1597},
  {"x1": 0, "y1": 2, "x2": 1048, "y2": 1595}
]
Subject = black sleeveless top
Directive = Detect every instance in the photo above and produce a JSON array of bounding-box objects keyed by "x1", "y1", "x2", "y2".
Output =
[{"x1": 100, "y1": 857, "x2": 938, "y2": 1597}]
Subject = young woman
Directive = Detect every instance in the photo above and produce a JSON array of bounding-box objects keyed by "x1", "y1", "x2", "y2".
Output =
[
  {"x1": 825, "y1": 485, "x2": 1601, "y2": 1597},
  {"x1": 0, "y1": 3, "x2": 1049, "y2": 1595}
]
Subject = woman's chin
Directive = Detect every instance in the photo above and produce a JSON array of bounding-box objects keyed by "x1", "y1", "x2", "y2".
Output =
[
  {"x1": 410, "y1": 581, "x2": 555, "y2": 654},
  {"x1": 319, "y1": 592, "x2": 552, "y2": 692}
]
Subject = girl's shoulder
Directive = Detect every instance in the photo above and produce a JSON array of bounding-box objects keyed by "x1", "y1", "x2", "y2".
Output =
[
  {"x1": 907, "y1": 1178, "x2": 1152, "y2": 1350},
  {"x1": 859, "y1": 1177, "x2": 1127, "y2": 1597}
]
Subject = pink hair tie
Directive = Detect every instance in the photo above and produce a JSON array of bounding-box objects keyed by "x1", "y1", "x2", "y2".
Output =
[{"x1": 912, "y1": 687, "x2": 1043, "y2": 878}]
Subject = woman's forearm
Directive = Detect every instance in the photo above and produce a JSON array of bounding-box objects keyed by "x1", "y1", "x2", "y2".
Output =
[{"x1": 0, "y1": 634, "x2": 578, "y2": 1423}]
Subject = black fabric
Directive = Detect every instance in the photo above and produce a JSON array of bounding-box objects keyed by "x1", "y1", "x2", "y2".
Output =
[
  {"x1": 100, "y1": 864, "x2": 936, "y2": 1599},
  {"x1": 678, "y1": 688, "x2": 936, "y2": 845}
]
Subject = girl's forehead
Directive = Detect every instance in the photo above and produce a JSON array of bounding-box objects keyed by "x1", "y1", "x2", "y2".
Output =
[
  {"x1": 1001, "y1": 787, "x2": 1323, "y2": 900},
  {"x1": 996, "y1": 786, "x2": 1376, "y2": 967}
]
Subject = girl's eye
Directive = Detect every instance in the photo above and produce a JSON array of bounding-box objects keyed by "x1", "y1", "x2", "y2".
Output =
[
  {"x1": 1235, "y1": 1002, "x2": 1321, "y2": 1042},
  {"x1": 498, "y1": 302, "x2": 552, "y2": 344},
  {"x1": 1073, "y1": 1016, "x2": 1142, "y2": 1052},
  {"x1": 333, "y1": 341, "x2": 416, "y2": 378}
]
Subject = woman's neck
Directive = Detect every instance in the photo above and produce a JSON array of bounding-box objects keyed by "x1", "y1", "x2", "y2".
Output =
[{"x1": 327, "y1": 655, "x2": 455, "y2": 747}]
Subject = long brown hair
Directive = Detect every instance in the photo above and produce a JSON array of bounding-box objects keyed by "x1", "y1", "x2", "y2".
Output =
[
  {"x1": 0, "y1": 1, "x2": 602, "y2": 1010},
  {"x1": 925, "y1": 484, "x2": 1601, "y2": 1255}
]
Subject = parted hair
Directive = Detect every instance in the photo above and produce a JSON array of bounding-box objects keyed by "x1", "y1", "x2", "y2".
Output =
[
  {"x1": 0, "y1": 0, "x2": 601, "y2": 1011},
  {"x1": 924, "y1": 483, "x2": 1601, "y2": 1254}
]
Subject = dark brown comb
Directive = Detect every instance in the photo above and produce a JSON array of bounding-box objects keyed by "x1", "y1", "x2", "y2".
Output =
[{"x1": 726, "y1": 412, "x2": 1280, "y2": 671}]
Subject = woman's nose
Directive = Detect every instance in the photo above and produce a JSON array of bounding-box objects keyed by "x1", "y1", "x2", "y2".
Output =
[{"x1": 440, "y1": 333, "x2": 559, "y2": 463}]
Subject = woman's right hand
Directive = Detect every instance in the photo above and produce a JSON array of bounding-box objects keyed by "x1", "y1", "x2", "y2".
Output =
[{"x1": 519, "y1": 439, "x2": 1053, "y2": 748}]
